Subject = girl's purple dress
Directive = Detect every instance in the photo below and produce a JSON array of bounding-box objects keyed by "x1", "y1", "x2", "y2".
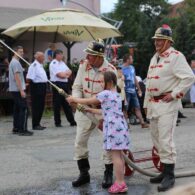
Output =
[{"x1": 97, "y1": 90, "x2": 130, "y2": 150}]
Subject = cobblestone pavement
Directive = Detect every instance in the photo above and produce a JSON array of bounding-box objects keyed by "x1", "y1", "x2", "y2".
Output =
[{"x1": 0, "y1": 108, "x2": 195, "y2": 195}]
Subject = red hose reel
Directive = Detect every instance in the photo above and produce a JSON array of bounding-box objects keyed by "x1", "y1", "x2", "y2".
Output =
[{"x1": 124, "y1": 146, "x2": 163, "y2": 177}]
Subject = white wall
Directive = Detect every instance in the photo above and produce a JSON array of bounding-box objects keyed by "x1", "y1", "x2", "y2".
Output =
[{"x1": 0, "y1": 0, "x2": 100, "y2": 14}]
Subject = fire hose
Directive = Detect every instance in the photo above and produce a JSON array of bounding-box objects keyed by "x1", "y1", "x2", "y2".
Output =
[
  {"x1": 1, "y1": 39, "x2": 195, "y2": 179},
  {"x1": 67, "y1": 95, "x2": 195, "y2": 178},
  {"x1": 46, "y1": 85, "x2": 195, "y2": 179}
]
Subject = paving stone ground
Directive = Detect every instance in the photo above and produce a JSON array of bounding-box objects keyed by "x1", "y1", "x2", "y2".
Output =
[{"x1": 0, "y1": 108, "x2": 195, "y2": 195}]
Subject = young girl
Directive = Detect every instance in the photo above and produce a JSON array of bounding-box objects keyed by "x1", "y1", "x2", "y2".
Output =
[{"x1": 67, "y1": 71, "x2": 130, "y2": 193}]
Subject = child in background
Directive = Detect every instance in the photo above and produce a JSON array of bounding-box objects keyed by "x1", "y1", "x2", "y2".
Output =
[{"x1": 67, "y1": 71, "x2": 130, "y2": 193}]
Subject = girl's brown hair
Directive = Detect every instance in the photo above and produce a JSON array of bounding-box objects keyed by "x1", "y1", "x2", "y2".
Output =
[{"x1": 103, "y1": 71, "x2": 118, "y2": 89}]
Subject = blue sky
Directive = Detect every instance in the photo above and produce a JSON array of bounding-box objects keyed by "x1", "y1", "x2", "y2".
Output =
[{"x1": 101, "y1": 0, "x2": 183, "y2": 13}]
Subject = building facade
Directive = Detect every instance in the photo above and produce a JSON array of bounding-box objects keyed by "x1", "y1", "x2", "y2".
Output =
[
  {"x1": 0, "y1": 0, "x2": 100, "y2": 62},
  {"x1": 0, "y1": 0, "x2": 100, "y2": 14}
]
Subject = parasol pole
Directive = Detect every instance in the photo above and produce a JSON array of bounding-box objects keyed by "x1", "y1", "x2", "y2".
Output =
[{"x1": 32, "y1": 26, "x2": 36, "y2": 60}]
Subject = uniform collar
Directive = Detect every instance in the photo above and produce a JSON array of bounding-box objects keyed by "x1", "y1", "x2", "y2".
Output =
[
  {"x1": 52, "y1": 59, "x2": 58, "y2": 63},
  {"x1": 98, "y1": 59, "x2": 110, "y2": 72},
  {"x1": 85, "y1": 58, "x2": 108, "y2": 72},
  {"x1": 52, "y1": 59, "x2": 65, "y2": 65},
  {"x1": 33, "y1": 59, "x2": 43, "y2": 67},
  {"x1": 158, "y1": 47, "x2": 173, "y2": 58},
  {"x1": 85, "y1": 62, "x2": 92, "y2": 71}
]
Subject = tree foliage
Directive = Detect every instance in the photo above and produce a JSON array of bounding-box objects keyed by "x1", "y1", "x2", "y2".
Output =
[
  {"x1": 174, "y1": 0, "x2": 195, "y2": 61},
  {"x1": 107, "y1": 0, "x2": 195, "y2": 78}
]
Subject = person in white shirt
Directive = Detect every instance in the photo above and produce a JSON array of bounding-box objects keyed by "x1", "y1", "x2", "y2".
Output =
[
  {"x1": 27, "y1": 52, "x2": 48, "y2": 130},
  {"x1": 49, "y1": 49, "x2": 76, "y2": 127}
]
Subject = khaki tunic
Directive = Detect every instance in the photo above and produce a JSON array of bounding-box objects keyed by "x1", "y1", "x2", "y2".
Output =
[
  {"x1": 72, "y1": 58, "x2": 117, "y2": 162},
  {"x1": 144, "y1": 47, "x2": 195, "y2": 164}
]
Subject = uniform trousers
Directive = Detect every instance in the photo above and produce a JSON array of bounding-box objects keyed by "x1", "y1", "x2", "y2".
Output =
[
  {"x1": 30, "y1": 82, "x2": 46, "y2": 128},
  {"x1": 150, "y1": 111, "x2": 177, "y2": 164},
  {"x1": 74, "y1": 111, "x2": 112, "y2": 164},
  {"x1": 52, "y1": 81, "x2": 75, "y2": 125},
  {"x1": 11, "y1": 92, "x2": 28, "y2": 132}
]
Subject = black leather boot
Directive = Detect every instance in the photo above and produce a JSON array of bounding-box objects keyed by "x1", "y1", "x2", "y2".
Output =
[
  {"x1": 102, "y1": 164, "x2": 113, "y2": 188},
  {"x1": 150, "y1": 163, "x2": 164, "y2": 183},
  {"x1": 150, "y1": 173, "x2": 164, "y2": 184},
  {"x1": 158, "y1": 164, "x2": 175, "y2": 192},
  {"x1": 72, "y1": 158, "x2": 90, "y2": 187}
]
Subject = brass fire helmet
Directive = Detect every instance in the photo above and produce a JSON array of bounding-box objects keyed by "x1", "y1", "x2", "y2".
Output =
[
  {"x1": 152, "y1": 24, "x2": 174, "y2": 43},
  {"x1": 84, "y1": 38, "x2": 105, "y2": 57}
]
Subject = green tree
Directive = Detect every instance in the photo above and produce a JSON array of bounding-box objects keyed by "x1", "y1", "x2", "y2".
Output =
[
  {"x1": 174, "y1": 0, "x2": 195, "y2": 61},
  {"x1": 174, "y1": 13, "x2": 192, "y2": 60},
  {"x1": 111, "y1": 0, "x2": 169, "y2": 42},
  {"x1": 117, "y1": 45, "x2": 129, "y2": 59},
  {"x1": 108, "y1": 0, "x2": 170, "y2": 78},
  {"x1": 107, "y1": 0, "x2": 195, "y2": 77}
]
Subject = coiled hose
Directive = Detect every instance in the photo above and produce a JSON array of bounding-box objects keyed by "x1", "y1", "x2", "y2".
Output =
[{"x1": 122, "y1": 152, "x2": 195, "y2": 178}]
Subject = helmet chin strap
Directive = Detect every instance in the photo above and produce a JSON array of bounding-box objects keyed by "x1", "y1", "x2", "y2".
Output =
[
  {"x1": 93, "y1": 56, "x2": 103, "y2": 68},
  {"x1": 159, "y1": 39, "x2": 169, "y2": 54}
]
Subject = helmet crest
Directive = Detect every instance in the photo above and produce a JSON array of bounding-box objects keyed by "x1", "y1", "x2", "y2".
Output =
[
  {"x1": 152, "y1": 24, "x2": 174, "y2": 42},
  {"x1": 84, "y1": 38, "x2": 105, "y2": 57}
]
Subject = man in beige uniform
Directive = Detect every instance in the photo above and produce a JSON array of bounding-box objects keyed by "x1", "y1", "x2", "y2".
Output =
[
  {"x1": 72, "y1": 39, "x2": 117, "y2": 188},
  {"x1": 144, "y1": 24, "x2": 195, "y2": 192}
]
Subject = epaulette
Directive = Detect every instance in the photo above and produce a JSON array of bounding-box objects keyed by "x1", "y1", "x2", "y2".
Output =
[
  {"x1": 108, "y1": 63, "x2": 116, "y2": 71},
  {"x1": 33, "y1": 63, "x2": 37, "y2": 67}
]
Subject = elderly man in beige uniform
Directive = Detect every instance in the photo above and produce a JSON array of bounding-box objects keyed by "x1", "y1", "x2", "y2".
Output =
[
  {"x1": 71, "y1": 39, "x2": 117, "y2": 188},
  {"x1": 144, "y1": 24, "x2": 195, "y2": 192}
]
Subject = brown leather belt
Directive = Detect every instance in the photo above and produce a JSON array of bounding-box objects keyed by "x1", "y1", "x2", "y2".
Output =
[{"x1": 153, "y1": 91, "x2": 172, "y2": 101}]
